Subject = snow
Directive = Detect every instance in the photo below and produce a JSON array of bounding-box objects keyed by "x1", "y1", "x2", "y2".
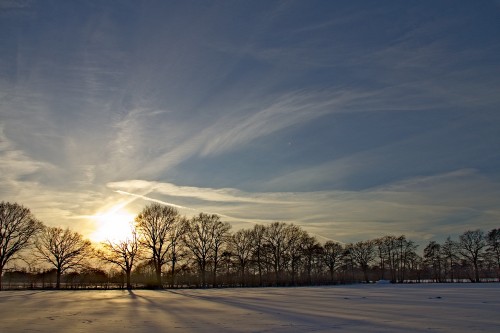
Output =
[{"x1": 0, "y1": 284, "x2": 499, "y2": 332}]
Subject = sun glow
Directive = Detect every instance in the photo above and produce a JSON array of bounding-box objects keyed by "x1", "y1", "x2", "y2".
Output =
[{"x1": 90, "y1": 205, "x2": 136, "y2": 243}]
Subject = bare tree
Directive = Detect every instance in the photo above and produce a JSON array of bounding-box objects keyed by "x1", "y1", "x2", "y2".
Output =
[
  {"x1": 97, "y1": 228, "x2": 141, "y2": 290},
  {"x1": 459, "y1": 229, "x2": 486, "y2": 282},
  {"x1": 395, "y1": 235, "x2": 418, "y2": 282},
  {"x1": 167, "y1": 217, "x2": 189, "y2": 288},
  {"x1": 251, "y1": 224, "x2": 266, "y2": 286},
  {"x1": 210, "y1": 217, "x2": 231, "y2": 287},
  {"x1": 184, "y1": 214, "x2": 211, "y2": 287},
  {"x1": 406, "y1": 251, "x2": 423, "y2": 282},
  {"x1": 135, "y1": 203, "x2": 179, "y2": 288},
  {"x1": 441, "y1": 237, "x2": 459, "y2": 282},
  {"x1": 301, "y1": 234, "x2": 322, "y2": 285},
  {"x1": 35, "y1": 227, "x2": 92, "y2": 289},
  {"x1": 486, "y1": 228, "x2": 500, "y2": 281},
  {"x1": 323, "y1": 241, "x2": 344, "y2": 283},
  {"x1": 374, "y1": 235, "x2": 418, "y2": 283},
  {"x1": 230, "y1": 229, "x2": 254, "y2": 286},
  {"x1": 0, "y1": 202, "x2": 43, "y2": 290},
  {"x1": 348, "y1": 240, "x2": 375, "y2": 283},
  {"x1": 284, "y1": 225, "x2": 307, "y2": 285},
  {"x1": 263, "y1": 222, "x2": 288, "y2": 286},
  {"x1": 184, "y1": 213, "x2": 223, "y2": 287},
  {"x1": 375, "y1": 235, "x2": 398, "y2": 282},
  {"x1": 424, "y1": 241, "x2": 443, "y2": 282}
]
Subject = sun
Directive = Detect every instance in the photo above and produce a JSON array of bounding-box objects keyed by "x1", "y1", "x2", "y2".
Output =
[{"x1": 90, "y1": 205, "x2": 136, "y2": 243}]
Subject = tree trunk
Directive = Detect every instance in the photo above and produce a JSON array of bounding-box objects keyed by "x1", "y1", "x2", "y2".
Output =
[
  {"x1": 56, "y1": 267, "x2": 62, "y2": 289},
  {"x1": 201, "y1": 269, "x2": 206, "y2": 288},
  {"x1": 363, "y1": 266, "x2": 370, "y2": 283},
  {"x1": 155, "y1": 263, "x2": 162, "y2": 288},
  {"x1": 126, "y1": 270, "x2": 132, "y2": 290},
  {"x1": 241, "y1": 265, "x2": 246, "y2": 287},
  {"x1": 0, "y1": 266, "x2": 3, "y2": 290},
  {"x1": 274, "y1": 258, "x2": 280, "y2": 286},
  {"x1": 497, "y1": 262, "x2": 500, "y2": 282},
  {"x1": 379, "y1": 257, "x2": 386, "y2": 280},
  {"x1": 257, "y1": 251, "x2": 263, "y2": 286},
  {"x1": 474, "y1": 260, "x2": 480, "y2": 282},
  {"x1": 171, "y1": 257, "x2": 176, "y2": 288},
  {"x1": 212, "y1": 267, "x2": 217, "y2": 288}
]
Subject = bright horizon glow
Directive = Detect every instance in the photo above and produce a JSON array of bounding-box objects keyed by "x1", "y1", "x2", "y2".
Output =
[{"x1": 89, "y1": 205, "x2": 136, "y2": 243}]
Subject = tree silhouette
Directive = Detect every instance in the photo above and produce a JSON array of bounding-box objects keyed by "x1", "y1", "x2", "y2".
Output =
[
  {"x1": 323, "y1": 241, "x2": 344, "y2": 283},
  {"x1": 210, "y1": 216, "x2": 231, "y2": 287},
  {"x1": 263, "y1": 222, "x2": 288, "y2": 286},
  {"x1": 3, "y1": 201, "x2": 500, "y2": 289},
  {"x1": 375, "y1": 235, "x2": 398, "y2": 282},
  {"x1": 395, "y1": 236, "x2": 417, "y2": 283},
  {"x1": 97, "y1": 227, "x2": 141, "y2": 290},
  {"x1": 487, "y1": 228, "x2": 500, "y2": 281},
  {"x1": 285, "y1": 225, "x2": 307, "y2": 285},
  {"x1": 0, "y1": 202, "x2": 43, "y2": 290},
  {"x1": 301, "y1": 235, "x2": 322, "y2": 285},
  {"x1": 184, "y1": 213, "x2": 230, "y2": 287},
  {"x1": 424, "y1": 241, "x2": 443, "y2": 282},
  {"x1": 166, "y1": 217, "x2": 189, "y2": 288},
  {"x1": 348, "y1": 240, "x2": 375, "y2": 283},
  {"x1": 135, "y1": 203, "x2": 180, "y2": 288},
  {"x1": 251, "y1": 224, "x2": 266, "y2": 286},
  {"x1": 459, "y1": 230, "x2": 487, "y2": 282},
  {"x1": 441, "y1": 237, "x2": 459, "y2": 282},
  {"x1": 230, "y1": 229, "x2": 254, "y2": 286},
  {"x1": 35, "y1": 227, "x2": 92, "y2": 289}
]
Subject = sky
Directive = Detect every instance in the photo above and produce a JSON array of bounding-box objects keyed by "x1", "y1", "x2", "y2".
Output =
[{"x1": 1, "y1": 0, "x2": 500, "y2": 245}]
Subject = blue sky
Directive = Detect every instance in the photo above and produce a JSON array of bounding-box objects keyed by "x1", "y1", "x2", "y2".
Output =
[{"x1": 1, "y1": 0, "x2": 499, "y2": 244}]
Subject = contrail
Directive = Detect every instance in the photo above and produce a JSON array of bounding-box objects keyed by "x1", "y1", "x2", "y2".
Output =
[
  {"x1": 116, "y1": 190, "x2": 259, "y2": 221},
  {"x1": 115, "y1": 190, "x2": 236, "y2": 220},
  {"x1": 115, "y1": 190, "x2": 343, "y2": 244},
  {"x1": 114, "y1": 190, "x2": 193, "y2": 211}
]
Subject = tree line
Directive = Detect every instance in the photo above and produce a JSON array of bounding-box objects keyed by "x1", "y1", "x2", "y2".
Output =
[{"x1": 1, "y1": 201, "x2": 499, "y2": 290}]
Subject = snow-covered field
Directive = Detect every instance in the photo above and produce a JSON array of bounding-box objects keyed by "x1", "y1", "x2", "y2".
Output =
[{"x1": 0, "y1": 284, "x2": 499, "y2": 332}]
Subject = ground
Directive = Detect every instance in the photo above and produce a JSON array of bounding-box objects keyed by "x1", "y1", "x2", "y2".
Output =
[{"x1": 0, "y1": 284, "x2": 499, "y2": 332}]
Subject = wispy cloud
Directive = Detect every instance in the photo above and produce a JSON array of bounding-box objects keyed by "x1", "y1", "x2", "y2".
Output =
[
  {"x1": 131, "y1": 88, "x2": 366, "y2": 178},
  {"x1": 108, "y1": 180, "x2": 289, "y2": 205},
  {"x1": 199, "y1": 89, "x2": 365, "y2": 157},
  {"x1": 1, "y1": 1, "x2": 498, "y2": 246},
  {"x1": 0, "y1": 124, "x2": 56, "y2": 183},
  {"x1": 108, "y1": 169, "x2": 500, "y2": 243}
]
